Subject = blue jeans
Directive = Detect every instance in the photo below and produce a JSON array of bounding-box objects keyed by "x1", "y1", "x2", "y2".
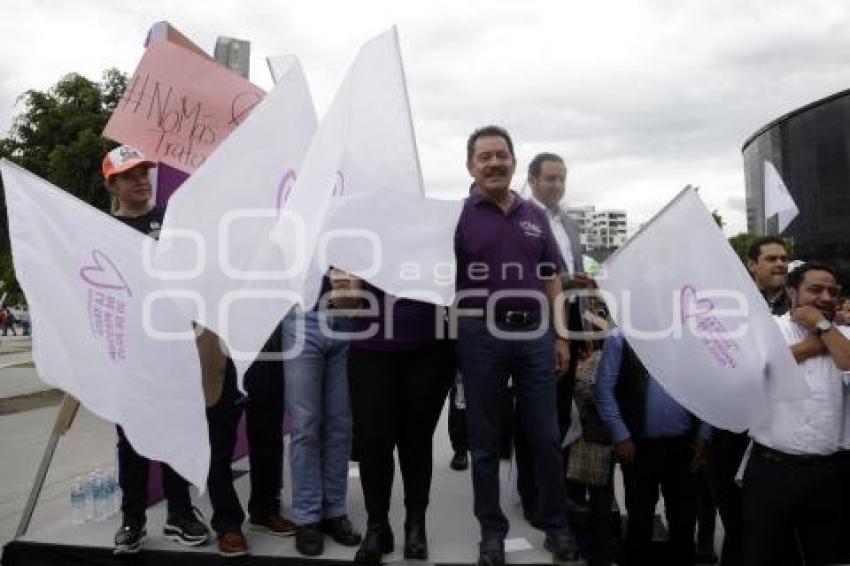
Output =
[
  {"x1": 458, "y1": 317, "x2": 571, "y2": 541},
  {"x1": 283, "y1": 310, "x2": 353, "y2": 525}
]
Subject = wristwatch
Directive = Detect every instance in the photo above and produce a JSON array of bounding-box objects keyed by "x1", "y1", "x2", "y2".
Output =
[{"x1": 815, "y1": 318, "x2": 833, "y2": 336}]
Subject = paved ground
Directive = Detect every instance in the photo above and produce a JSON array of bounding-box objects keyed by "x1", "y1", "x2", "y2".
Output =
[
  {"x1": 0, "y1": 337, "x2": 116, "y2": 547},
  {"x1": 0, "y1": 338, "x2": 723, "y2": 562}
]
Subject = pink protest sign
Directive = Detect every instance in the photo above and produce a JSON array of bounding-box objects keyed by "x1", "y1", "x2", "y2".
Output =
[{"x1": 104, "y1": 41, "x2": 265, "y2": 173}]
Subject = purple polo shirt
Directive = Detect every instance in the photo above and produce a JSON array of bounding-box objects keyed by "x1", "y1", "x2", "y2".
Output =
[{"x1": 454, "y1": 189, "x2": 562, "y2": 311}]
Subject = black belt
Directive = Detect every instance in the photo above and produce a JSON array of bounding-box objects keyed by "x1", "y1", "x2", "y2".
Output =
[
  {"x1": 492, "y1": 310, "x2": 541, "y2": 326},
  {"x1": 753, "y1": 443, "x2": 837, "y2": 465}
]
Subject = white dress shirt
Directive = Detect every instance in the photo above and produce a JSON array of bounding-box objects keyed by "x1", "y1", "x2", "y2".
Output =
[
  {"x1": 749, "y1": 313, "x2": 850, "y2": 455},
  {"x1": 531, "y1": 197, "x2": 573, "y2": 275}
]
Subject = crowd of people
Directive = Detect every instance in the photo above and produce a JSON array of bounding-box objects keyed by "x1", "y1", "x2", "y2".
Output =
[{"x1": 96, "y1": 126, "x2": 850, "y2": 566}]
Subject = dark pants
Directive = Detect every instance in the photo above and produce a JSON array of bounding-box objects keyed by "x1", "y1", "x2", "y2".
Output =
[
  {"x1": 742, "y1": 446, "x2": 844, "y2": 566},
  {"x1": 706, "y1": 429, "x2": 748, "y2": 566},
  {"x1": 621, "y1": 436, "x2": 698, "y2": 566},
  {"x1": 348, "y1": 341, "x2": 453, "y2": 525},
  {"x1": 696, "y1": 469, "x2": 716, "y2": 552},
  {"x1": 243, "y1": 323, "x2": 285, "y2": 521},
  {"x1": 458, "y1": 317, "x2": 570, "y2": 541},
  {"x1": 116, "y1": 426, "x2": 191, "y2": 524},
  {"x1": 206, "y1": 325, "x2": 286, "y2": 535},
  {"x1": 448, "y1": 377, "x2": 468, "y2": 454},
  {"x1": 206, "y1": 365, "x2": 246, "y2": 535}
]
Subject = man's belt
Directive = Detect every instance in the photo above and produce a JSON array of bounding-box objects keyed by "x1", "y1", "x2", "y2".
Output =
[
  {"x1": 753, "y1": 443, "x2": 837, "y2": 465},
  {"x1": 493, "y1": 310, "x2": 541, "y2": 326}
]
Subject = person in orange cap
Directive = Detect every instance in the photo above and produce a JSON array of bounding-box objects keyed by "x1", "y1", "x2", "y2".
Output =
[{"x1": 103, "y1": 145, "x2": 210, "y2": 554}]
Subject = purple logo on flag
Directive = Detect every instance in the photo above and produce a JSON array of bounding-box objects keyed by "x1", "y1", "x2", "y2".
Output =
[
  {"x1": 79, "y1": 250, "x2": 133, "y2": 297},
  {"x1": 275, "y1": 169, "x2": 297, "y2": 212},
  {"x1": 80, "y1": 250, "x2": 131, "y2": 364},
  {"x1": 680, "y1": 285, "x2": 740, "y2": 368},
  {"x1": 332, "y1": 171, "x2": 345, "y2": 198}
]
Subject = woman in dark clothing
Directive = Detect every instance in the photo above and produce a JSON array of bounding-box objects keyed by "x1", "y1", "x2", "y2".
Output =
[{"x1": 348, "y1": 286, "x2": 454, "y2": 565}]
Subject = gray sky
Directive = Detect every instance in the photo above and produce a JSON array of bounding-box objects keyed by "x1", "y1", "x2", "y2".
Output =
[{"x1": 4, "y1": 0, "x2": 850, "y2": 234}]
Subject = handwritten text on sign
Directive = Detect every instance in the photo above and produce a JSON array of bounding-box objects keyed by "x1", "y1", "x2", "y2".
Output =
[{"x1": 103, "y1": 41, "x2": 265, "y2": 173}]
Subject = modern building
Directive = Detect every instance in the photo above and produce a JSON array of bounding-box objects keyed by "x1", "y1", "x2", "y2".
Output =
[
  {"x1": 566, "y1": 205, "x2": 628, "y2": 254},
  {"x1": 742, "y1": 88, "x2": 850, "y2": 287}
]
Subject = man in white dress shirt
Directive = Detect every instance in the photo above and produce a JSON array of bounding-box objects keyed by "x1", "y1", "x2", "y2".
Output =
[
  {"x1": 516, "y1": 153, "x2": 592, "y2": 526},
  {"x1": 743, "y1": 261, "x2": 850, "y2": 566}
]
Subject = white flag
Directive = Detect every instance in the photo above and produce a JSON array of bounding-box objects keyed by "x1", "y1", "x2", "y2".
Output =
[
  {"x1": 598, "y1": 187, "x2": 806, "y2": 432},
  {"x1": 1, "y1": 160, "x2": 209, "y2": 488},
  {"x1": 764, "y1": 160, "x2": 798, "y2": 233},
  {"x1": 324, "y1": 192, "x2": 462, "y2": 305},
  {"x1": 271, "y1": 27, "x2": 427, "y2": 310},
  {"x1": 153, "y1": 57, "x2": 317, "y2": 377}
]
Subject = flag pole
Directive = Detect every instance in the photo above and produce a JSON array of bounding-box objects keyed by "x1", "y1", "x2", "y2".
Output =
[
  {"x1": 392, "y1": 25, "x2": 426, "y2": 195},
  {"x1": 15, "y1": 394, "x2": 80, "y2": 538}
]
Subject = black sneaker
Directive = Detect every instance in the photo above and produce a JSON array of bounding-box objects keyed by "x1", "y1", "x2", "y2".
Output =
[
  {"x1": 450, "y1": 451, "x2": 469, "y2": 471},
  {"x1": 543, "y1": 531, "x2": 579, "y2": 564},
  {"x1": 295, "y1": 523, "x2": 324, "y2": 556},
  {"x1": 114, "y1": 521, "x2": 147, "y2": 555},
  {"x1": 163, "y1": 507, "x2": 210, "y2": 546}
]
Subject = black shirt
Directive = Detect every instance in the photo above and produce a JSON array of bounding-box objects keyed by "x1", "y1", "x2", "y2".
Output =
[{"x1": 113, "y1": 207, "x2": 164, "y2": 239}]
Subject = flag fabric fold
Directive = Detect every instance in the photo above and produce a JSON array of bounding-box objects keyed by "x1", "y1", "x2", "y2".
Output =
[
  {"x1": 1, "y1": 159, "x2": 209, "y2": 488},
  {"x1": 598, "y1": 187, "x2": 806, "y2": 432},
  {"x1": 270, "y1": 27, "x2": 426, "y2": 312},
  {"x1": 152, "y1": 58, "x2": 317, "y2": 378}
]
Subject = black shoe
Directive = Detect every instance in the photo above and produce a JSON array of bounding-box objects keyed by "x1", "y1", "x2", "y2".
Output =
[
  {"x1": 404, "y1": 519, "x2": 428, "y2": 560},
  {"x1": 695, "y1": 547, "x2": 719, "y2": 564},
  {"x1": 354, "y1": 523, "x2": 394, "y2": 566},
  {"x1": 544, "y1": 531, "x2": 579, "y2": 564},
  {"x1": 523, "y1": 508, "x2": 544, "y2": 530},
  {"x1": 478, "y1": 539, "x2": 505, "y2": 566},
  {"x1": 163, "y1": 507, "x2": 209, "y2": 546},
  {"x1": 295, "y1": 523, "x2": 324, "y2": 556},
  {"x1": 114, "y1": 521, "x2": 147, "y2": 555},
  {"x1": 450, "y1": 451, "x2": 469, "y2": 471},
  {"x1": 320, "y1": 515, "x2": 362, "y2": 546}
]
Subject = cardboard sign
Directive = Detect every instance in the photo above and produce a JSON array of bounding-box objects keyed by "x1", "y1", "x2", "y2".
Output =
[{"x1": 104, "y1": 41, "x2": 265, "y2": 173}]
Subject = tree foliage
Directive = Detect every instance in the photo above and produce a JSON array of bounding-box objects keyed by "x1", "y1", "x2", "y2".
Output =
[{"x1": 0, "y1": 68, "x2": 127, "y2": 305}]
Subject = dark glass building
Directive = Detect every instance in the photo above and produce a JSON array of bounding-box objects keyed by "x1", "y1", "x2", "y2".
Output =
[{"x1": 743, "y1": 88, "x2": 850, "y2": 288}]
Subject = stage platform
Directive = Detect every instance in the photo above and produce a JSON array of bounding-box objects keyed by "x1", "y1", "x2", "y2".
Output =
[{"x1": 2, "y1": 407, "x2": 591, "y2": 565}]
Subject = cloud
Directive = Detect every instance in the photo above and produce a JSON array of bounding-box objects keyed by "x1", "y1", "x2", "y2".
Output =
[{"x1": 4, "y1": 0, "x2": 850, "y2": 237}]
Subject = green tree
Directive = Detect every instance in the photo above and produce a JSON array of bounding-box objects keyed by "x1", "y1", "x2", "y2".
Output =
[{"x1": 0, "y1": 68, "x2": 127, "y2": 304}]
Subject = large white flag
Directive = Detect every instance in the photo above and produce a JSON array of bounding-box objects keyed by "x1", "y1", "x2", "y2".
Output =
[
  {"x1": 1, "y1": 160, "x2": 209, "y2": 488},
  {"x1": 153, "y1": 57, "x2": 317, "y2": 376},
  {"x1": 764, "y1": 160, "x2": 798, "y2": 233},
  {"x1": 271, "y1": 27, "x2": 427, "y2": 310},
  {"x1": 598, "y1": 187, "x2": 806, "y2": 432},
  {"x1": 324, "y1": 192, "x2": 462, "y2": 305}
]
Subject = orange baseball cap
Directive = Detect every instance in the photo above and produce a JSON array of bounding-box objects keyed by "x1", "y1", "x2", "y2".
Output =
[{"x1": 102, "y1": 145, "x2": 155, "y2": 181}]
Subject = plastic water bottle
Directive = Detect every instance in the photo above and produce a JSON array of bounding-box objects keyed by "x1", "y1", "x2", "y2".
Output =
[
  {"x1": 84, "y1": 473, "x2": 97, "y2": 522},
  {"x1": 94, "y1": 470, "x2": 109, "y2": 522},
  {"x1": 106, "y1": 469, "x2": 121, "y2": 517},
  {"x1": 70, "y1": 478, "x2": 86, "y2": 525}
]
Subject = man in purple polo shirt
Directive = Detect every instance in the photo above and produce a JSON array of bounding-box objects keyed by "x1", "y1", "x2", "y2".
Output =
[{"x1": 454, "y1": 125, "x2": 578, "y2": 566}]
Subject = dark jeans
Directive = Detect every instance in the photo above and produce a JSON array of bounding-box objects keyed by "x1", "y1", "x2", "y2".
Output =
[
  {"x1": 621, "y1": 436, "x2": 698, "y2": 566},
  {"x1": 348, "y1": 341, "x2": 453, "y2": 525},
  {"x1": 458, "y1": 317, "x2": 570, "y2": 541},
  {"x1": 206, "y1": 324, "x2": 286, "y2": 535},
  {"x1": 706, "y1": 429, "x2": 748, "y2": 566},
  {"x1": 244, "y1": 323, "x2": 285, "y2": 521},
  {"x1": 116, "y1": 426, "x2": 191, "y2": 524},
  {"x1": 206, "y1": 364, "x2": 246, "y2": 535},
  {"x1": 742, "y1": 447, "x2": 844, "y2": 566}
]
